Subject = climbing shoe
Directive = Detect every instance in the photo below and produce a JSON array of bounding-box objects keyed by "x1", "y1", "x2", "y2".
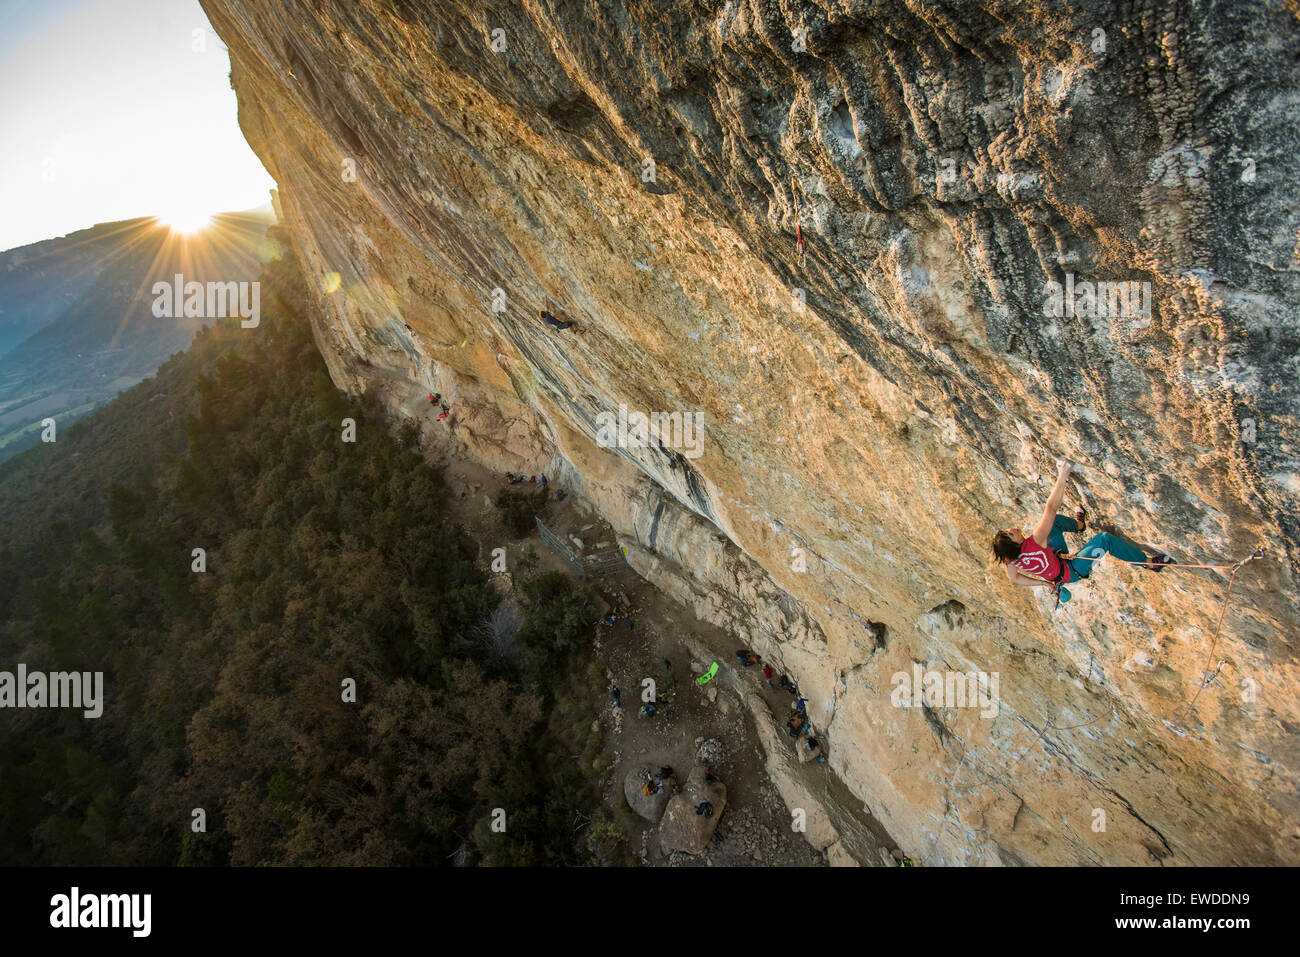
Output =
[{"x1": 1144, "y1": 554, "x2": 1175, "y2": 573}]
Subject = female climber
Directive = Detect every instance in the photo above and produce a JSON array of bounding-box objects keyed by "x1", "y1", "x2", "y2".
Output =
[{"x1": 991, "y1": 458, "x2": 1173, "y2": 603}]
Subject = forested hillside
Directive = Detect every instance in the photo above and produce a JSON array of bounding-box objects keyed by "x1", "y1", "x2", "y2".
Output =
[{"x1": 0, "y1": 239, "x2": 620, "y2": 866}]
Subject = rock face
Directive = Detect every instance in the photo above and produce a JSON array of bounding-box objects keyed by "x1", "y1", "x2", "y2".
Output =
[
  {"x1": 203, "y1": 0, "x2": 1300, "y2": 865},
  {"x1": 659, "y1": 766, "x2": 728, "y2": 856}
]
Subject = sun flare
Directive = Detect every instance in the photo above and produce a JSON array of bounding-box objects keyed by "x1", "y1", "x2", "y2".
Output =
[{"x1": 156, "y1": 206, "x2": 215, "y2": 235}]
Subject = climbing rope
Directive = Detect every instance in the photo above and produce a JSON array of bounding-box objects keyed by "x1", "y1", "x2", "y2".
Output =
[
  {"x1": 1061, "y1": 547, "x2": 1265, "y2": 573},
  {"x1": 791, "y1": 175, "x2": 807, "y2": 268},
  {"x1": 1022, "y1": 543, "x2": 1267, "y2": 720}
]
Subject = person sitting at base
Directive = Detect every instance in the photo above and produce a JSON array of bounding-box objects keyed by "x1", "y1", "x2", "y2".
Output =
[{"x1": 991, "y1": 458, "x2": 1173, "y2": 603}]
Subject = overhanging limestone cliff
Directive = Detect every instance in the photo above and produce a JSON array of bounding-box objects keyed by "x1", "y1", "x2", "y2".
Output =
[{"x1": 202, "y1": 0, "x2": 1300, "y2": 864}]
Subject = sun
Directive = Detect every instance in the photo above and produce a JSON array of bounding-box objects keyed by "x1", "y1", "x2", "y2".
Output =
[{"x1": 156, "y1": 204, "x2": 215, "y2": 235}]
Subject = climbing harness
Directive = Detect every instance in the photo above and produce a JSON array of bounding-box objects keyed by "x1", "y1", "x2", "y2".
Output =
[
  {"x1": 1009, "y1": 547, "x2": 1078, "y2": 610},
  {"x1": 791, "y1": 175, "x2": 807, "y2": 268}
]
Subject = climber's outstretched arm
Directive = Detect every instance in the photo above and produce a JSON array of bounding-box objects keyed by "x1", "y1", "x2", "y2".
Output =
[
  {"x1": 1032, "y1": 459, "x2": 1073, "y2": 547},
  {"x1": 1006, "y1": 565, "x2": 1044, "y2": 588}
]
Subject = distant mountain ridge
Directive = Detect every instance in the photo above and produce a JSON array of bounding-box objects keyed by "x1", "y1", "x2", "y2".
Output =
[{"x1": 0, "y1": 211, "x2": 276, "y2": 460}]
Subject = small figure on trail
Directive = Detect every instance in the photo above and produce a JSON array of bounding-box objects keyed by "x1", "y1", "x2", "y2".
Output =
[
  {"x1": 437, "y1": 403, "x2": 450, "y2": 421},
  {"x1": 428, "y1": 392, "x2": 440, "y2": 404},
  {"x1": 734, "y1": 649, "x2": 760, "y2": 667},
  {"x1": 602, "y1": 612, "x2": 617, "y2": 627},
  {"x1": 787, "y1": 713, "x2": 807, "y2": 737},
  {"x1": 540, "y1": 475, "x2": 548, "y2": 487},
  {"x1": 794, "y1": 696, "x2": 808, "y2": 715},
  {"x1": 661, "y1": 656, "x2": 672, "y2": 671},
  {"x1": 779, "y1": 674, "x2": 797, "y2": 695},
  {"x1": 991, "y1": 459, "x2": 1174, "y2": 604},
  {"x1": 761, "y1": 664, "x2": 775, "y2": 689},
  {"x1": 639, "y1": 702, "x2": 656, "y2": 719},
  {"x1": 611, "y1": 686, "x2": 621, "y2": 709}
]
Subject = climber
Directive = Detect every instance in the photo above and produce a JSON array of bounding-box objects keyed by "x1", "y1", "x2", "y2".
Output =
[
  {"x1": 991, "y1": 458, "x2": 1173, "y2": 603},
  {"x1": 428, "y1": 392, "x2": 441, "y2": 405},
  {"x1": 437, "y1": 402, "x2": 450, "y2": 421},
  {"x1": 539, "y1": 309, "x2": 574, "y2": 331}
]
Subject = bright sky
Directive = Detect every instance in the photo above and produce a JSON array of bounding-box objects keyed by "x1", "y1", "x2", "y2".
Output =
[{"x1": 0, "y1": 0, "x2": 277, "y2": 252}]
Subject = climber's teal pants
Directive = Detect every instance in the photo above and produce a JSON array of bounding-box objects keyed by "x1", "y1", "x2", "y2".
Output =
[
  {"x1": 1043, "y1": 515, "x2": 1146, "y2": 603},
  {"x1": 1068, "y1": 533, "x2": 1147, "y2": 578},
  {"x1": 1045, "y1": 514, "x2": 1079, "y2": 554}
]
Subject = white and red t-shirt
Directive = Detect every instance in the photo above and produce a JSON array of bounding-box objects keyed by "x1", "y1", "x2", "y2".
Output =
[{"x1": 1014, "y1": 537, "x2": 1072, "y2": 583}]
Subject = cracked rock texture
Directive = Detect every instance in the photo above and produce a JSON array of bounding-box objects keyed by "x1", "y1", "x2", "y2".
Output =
[{"x1": 203, "y1": 0, "x2": 1300, "y2": 864}]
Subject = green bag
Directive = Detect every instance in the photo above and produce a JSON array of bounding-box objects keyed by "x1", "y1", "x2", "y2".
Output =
[{"x1": 695, "y1": 661, "x2": 719, "y2": 686}]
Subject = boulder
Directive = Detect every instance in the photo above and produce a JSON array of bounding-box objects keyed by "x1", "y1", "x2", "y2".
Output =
[
  {"x1": 658, "y1": 766, "x2": 727, "y2": 855},
  {"x1": 624, "y1": 768, "x2": 673, "y2": 823},
  {"x1": 696, "y1": 738, "x2": 726, "y2": 764},
  {"x1": 795, "y1": 735, "x2": 822, "y2": 764}
]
